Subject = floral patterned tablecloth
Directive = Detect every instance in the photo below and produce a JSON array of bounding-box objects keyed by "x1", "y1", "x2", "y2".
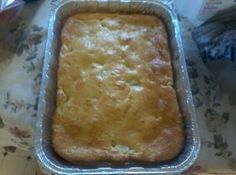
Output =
[{"x1": 0, "y1": 1, "x2": 236, "y2": 174}]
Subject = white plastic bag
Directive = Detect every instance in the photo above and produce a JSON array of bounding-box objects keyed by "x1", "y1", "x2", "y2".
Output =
[{"x1": 192, "y1": 6, "x2": 236, "y2": 104}]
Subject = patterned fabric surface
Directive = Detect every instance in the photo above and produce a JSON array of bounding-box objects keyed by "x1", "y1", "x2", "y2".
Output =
[
  {"x1": 0, "y1": 1, "x2": 235, "y2": 174},
  {"x1": 0, "y1": 146, "x2": 39, "y2": 175}
]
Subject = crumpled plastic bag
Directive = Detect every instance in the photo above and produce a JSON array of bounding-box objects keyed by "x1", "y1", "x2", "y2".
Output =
[{"x1": 192, "y1": 6, "x2": 236, "y2": 104}]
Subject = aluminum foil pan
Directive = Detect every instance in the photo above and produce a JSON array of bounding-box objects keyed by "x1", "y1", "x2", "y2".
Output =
[{"x1": 35, "y1": 0, "x2": 200, "y2": 174}]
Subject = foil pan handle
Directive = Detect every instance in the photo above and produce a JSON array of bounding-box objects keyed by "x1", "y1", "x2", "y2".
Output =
[
  {"x1": 155, "y1": 0, "x2": 173, "y2": 7},
  {"x1": 50, "y1": 0, "x2": 174, "y2": 9}
]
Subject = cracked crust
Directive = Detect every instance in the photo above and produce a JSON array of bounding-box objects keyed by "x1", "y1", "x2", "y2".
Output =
[{"x1": 53, "y1": 14, "x2": 184, "y2": 163}]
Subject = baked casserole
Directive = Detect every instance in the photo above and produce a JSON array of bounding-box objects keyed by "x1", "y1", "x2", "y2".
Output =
[{"x1": 53, "y1": 14, "x2": 184, "y2": 162}]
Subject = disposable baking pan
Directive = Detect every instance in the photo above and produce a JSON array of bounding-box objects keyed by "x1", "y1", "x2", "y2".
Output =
[{"x1": 35, "y1": 0, "x2": 200, "y2": 174}]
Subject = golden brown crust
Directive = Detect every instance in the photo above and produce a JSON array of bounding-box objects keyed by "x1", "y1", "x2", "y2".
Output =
[{"x1": 53, "y1": 13, "x2": 184, "y2": 163}]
